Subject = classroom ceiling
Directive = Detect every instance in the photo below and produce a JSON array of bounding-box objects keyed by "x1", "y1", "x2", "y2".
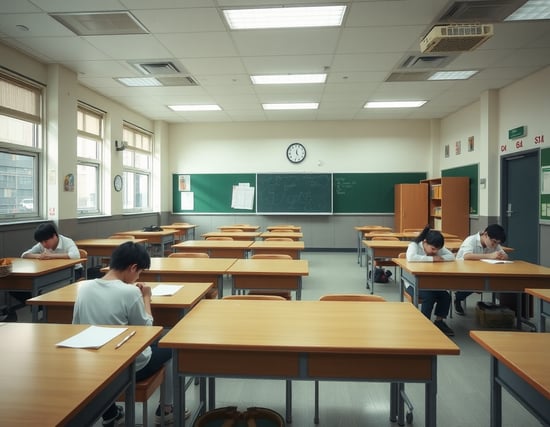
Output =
[{"x1": 1, "y1": 0, "x2": 549, "y2": 123}]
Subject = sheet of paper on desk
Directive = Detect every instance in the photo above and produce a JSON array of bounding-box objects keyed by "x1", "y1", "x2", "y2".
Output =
[
  {"x1": 480, "y1": 259, "x2": 514, "y2": 264},
  {"x1": 152, "y1": 284, "x2": 183, "y2": 296},
  {"x1": 56, "y1": 325, "x2": 127, "y2": 349}
]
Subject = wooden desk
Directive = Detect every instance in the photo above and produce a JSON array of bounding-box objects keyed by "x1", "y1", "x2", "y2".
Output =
[
  {"x1": 218, "y1": 224, "x2": 260, "y2": 232},
  {"x1": 173, "y1": 240, "x2": 252, "y2": 258},
  {"x1": 259, "y1": 231, "x2": 303, "y2": 241},
  {"x1": 113, "y1": 229, "x2": 177, "y2": 256},
  {"x1": 227, "y1": 258, "x2": 308, "y2": 299},
  {"x1": 0, "y1": 257, "x2": 84, "y2": 321},
  {"x1": 266, "y1": 225, "x2": 301, "y2": 232},
  {"x1": 353, "y1": 225, "x2": 392, "y2": 266},
  {"x1": 250, "y1": 240, "x2": 305, "y2": 259},
  {"x1": 27, "y1": 281, "x2": 213, "y2": 327},
  {"x1": 135, "y1": 257, "x2": 238, "y2": 298},
  {"x1": 0, "y1": 323, "x2": 162, "y2": 427},
  {"x1": 162, "y1": 223, "x2": 198, "y2": 241},
  {"x1": 525, "y1": 288, "x2": 550, "y2": 332},
  {"x1": 470, "y1": 330, "x2": 550, "y2": 427},
  {"x1": 159, "y1": 300, "x2": 459, "y2": 426},
  {"x1": 201, "y1": 231, "x2": 261, "y2": 241},
  {"x1": 76, "y1": 238, "x2": 148, "y2": 265},
  {"x1": 394, "y1": 259, "x2": 550, "y2": 328},
  {"x1": 362, "y1": 240, "x2": 463, "y2": 292}
]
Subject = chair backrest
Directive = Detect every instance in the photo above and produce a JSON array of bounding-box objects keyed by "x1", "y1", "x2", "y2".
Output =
[
  {"x1": 223, "y1": 295, "x2": 287, "y2": 301},
  {"x1": 264, "y1": 237, "x2": 294, "y2": 241},
  {"x1": 109, "y1": 234, "x2": 135, "y2": 239},
  {"x1": 220, "y1": 228, "x2": 243, "y2": 232},
  {"x1": 403, "y1": 228, "x2": 422, "y2": 233},
  {"x1": 205, "y1": 236, "x2": 234, "y2": 240},
  {"x1": 172, "y1": 222, "x2": 189, "y2": 226},
  {"x1": 445, "y1": 238, "x2": 463, "y2": 243},
  {"x1": 251, "y1": 254, "x2": 292, "y2": 260},
  {"x1": 78, "y1": 249, "x2": 88, "y2": 259},
  {"x1": 269, "y1": 228, "x2": 295, "y2": 232},
  {"x1": 319, "y1": 294, "x2": 386, "y2": 302},
  {"x1": 371, "y1": 236, "x2": 399, "y2": 241},
  {"x1": 398, "y1": 252, "x2": 406, "y2": 258},
  {"x1": 168, "y1": 252, "x2": 209, "y2": 258}
]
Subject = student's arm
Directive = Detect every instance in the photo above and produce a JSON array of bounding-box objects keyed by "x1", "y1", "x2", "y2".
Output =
[
  {"x1": 21, "y1": 243, "x2": 43, "y2": 259},
  {"x1": 406, "y1": 242, "x2": 433, "y2": 262},
  {"x1": 136, "y1": 282, "x2": 153, "y2": 317},
  {"x1": 436, "y1": 246, "x2": 455, "y2": 261}
]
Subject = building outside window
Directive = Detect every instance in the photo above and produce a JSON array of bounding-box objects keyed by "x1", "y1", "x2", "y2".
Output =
[
  {"x1": 0, "y1": 73, "x2": 42, "y2": 220},
  {"x1": 122, "y1": 123, "x2": 152, "y2": 212}
]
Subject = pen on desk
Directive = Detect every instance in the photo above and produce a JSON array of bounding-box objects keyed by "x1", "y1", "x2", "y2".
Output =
[{"x1": 115, "y1": 330, "x2": 136, "y2": 349}]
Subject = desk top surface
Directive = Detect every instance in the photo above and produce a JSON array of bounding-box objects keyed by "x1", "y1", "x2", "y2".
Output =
[
  {"x1": 27, "y1": 281, "x2": 213, "y2": 308},
  {"x1": 0, "y1": 323, "x2": 162, "y2": 425},
  {"x1": 143, "y1": 257, "x2": 238, "y2": 273},
  {"x1": 470, "y1": 330, "x2": 550, "y2": 399},
  {"x1": 1, "y1": 257, "x2": 84, "y2": 276},
  {"x1": 266, "y1": 225, "x2": 301, "y2": 231},
  {"x1": 115, "y1": 229, "x2": 177, "y2": 237},
  {"x1": 354, "y1": 225, "x2": 393, "y2": 232},
  {"x1": 363, "y1": 239, "x2": 463, "y2": 252},
  {"x1": 201, "y1": 231, "x2": 261, "y2": 238},
  {"x1": 228, "y1": 258, "x2": 309, "y2": 275},
  {"x1": 218, "y1": 225, "x2": 260, "y2": 231},
  {"x1": 250, "y1": 240, "x2": 305, "y2": 249},
  {"x1": 525, "y1": 287, "x2": 550, "y2": 301},
  {"x1": 260, "y1": 231, "x2": 303, "y2": 238},
  {"x1": 393, "y1": 258, "x2": 550, "y2": 278},
  {"x1": 160, "y1": 300, "x2": 459, "y2": 355},
  {"x1": 161, "y1": 224, "x2": 197, "y2": 230},
  {"x1": 173, "y1": 240, "x2": 253, "y2": 249},
  {"x1": 76, "y1": 238, "x2": 148, "y2": 246}
]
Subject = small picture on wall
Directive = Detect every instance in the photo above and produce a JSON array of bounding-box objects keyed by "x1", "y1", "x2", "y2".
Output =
[
  {"x1": 445, "y1": 144, "x2": 450, "y2": 158},
  {"x1": 455, "y1": 140, "x2": 461, "y2": 155},
  {"x1": 468, "y1": 136, "x2": 474, "y2": 152}
]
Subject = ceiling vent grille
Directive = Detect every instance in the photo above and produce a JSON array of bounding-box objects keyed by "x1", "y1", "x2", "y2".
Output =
[
  {"x1": 400, "y1": 54, "x2": 455, "y2": 70},
  {"x1": 386, "y1": 72, "x2": 434, "y2": 82},
  {"x1": 438, "y1": 0, "x2": 527, "y2": 22},
  {"x1": 420, "y1": 24, "x2": 494, "y2": 53},
  {"x1": 50, "y1": 11, "x2": 148, "y2": 36},
  {"x1": 132, "y1": 61, "x2": 182, "y2": 75}
]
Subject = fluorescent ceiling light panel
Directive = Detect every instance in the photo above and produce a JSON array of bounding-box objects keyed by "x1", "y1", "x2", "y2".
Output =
[
  {"x1": 429, "y1": 70, "x2": 478, "y2": 80},
  {"x1": 168, "y1": 104, "x2": 222, "y2": 111},
  {"x1": 506, "y1": 0, "x2": 550, "y2": 21},
  {"x1": 224, "y1": 5, "x2": 346, "y2": 29},
  {"x1": 364, "y1": 101, "x2": 426, "y2": 109},
  {"x1": 116, "y1": 77, "x2": 161, "y2": 87},
  {"x1": 262, "y1": 103, "x2": 319, "y2": 110},
  {"x1": 251, "y1": 74, "x2": 327, "y2": 84}
]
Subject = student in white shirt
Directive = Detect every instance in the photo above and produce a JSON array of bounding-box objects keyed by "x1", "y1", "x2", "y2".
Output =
[
  {"x1": 454, "y1": 224, "x2": 508, "y2": 316},
  {"x1": 405, "y1": 226, "x2": 456, "y2": 336}
]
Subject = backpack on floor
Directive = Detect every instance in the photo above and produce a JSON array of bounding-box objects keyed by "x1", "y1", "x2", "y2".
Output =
[
  {"x1": 373, "y1": 267, "x2": 392, "y2": 283},
  {"x1": 193, "y1": 406, "x2": 285, "y2": 427}
]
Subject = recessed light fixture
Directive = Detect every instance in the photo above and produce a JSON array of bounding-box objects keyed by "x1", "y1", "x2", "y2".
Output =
[
  {"x1": 223, "y1": 5, "x2": 346, "y2": 29},
  {"x1": 168, "y1": 104, "x2": 222, "y2": 111},
  {"x1": 251, "y1": 74, "x2": 327, "y2": 84},
  {"x1": 262, "y1": 103, "x2": 319, "y2": 110},
  {"x1": 116, "y1": 77, "x2": 161, "y2": 87},
  {"x1": 364, "y1": 101, "x2": 427, "y2": 109},
  {"x1": 429, "y1": 70, "x2": 478, "y2": 80},
  {"x1": 506, "y1": 0, "x2": 550, "y2": 21}
]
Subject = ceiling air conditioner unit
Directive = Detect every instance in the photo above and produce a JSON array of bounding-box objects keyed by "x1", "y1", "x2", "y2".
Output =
[{"x1": 420, "y1": 23, "x2": 493, "y2": 53}]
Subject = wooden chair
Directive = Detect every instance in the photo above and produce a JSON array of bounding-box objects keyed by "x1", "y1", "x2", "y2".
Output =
[
  {"x1": 205, "y1": 236, "x2": 233, "y2": 241},
  {"x1": 268, "y1": 228, "x2": 294, "y2": 232},
  {"x1": 314, "y1": 294, "x2": 386, "y2": 424},
  {"x1": 218, "y1": 228, "x2": 243, "y2": 232},
  {"x1": 78, "y1": 249, "x2": 88, "y2": 280},
  {"x1": 118, "y1": 365, "x2": 166, "y2": 427},
  {"x1": 168, "y1": 252, "x2": 218, "y2": 298},
  {"x1": 264, "y1": 237, "x2": 293, "y2": 241},
  {"x1": 247, "y1": 254, "x2": 293, "y2": 300}
]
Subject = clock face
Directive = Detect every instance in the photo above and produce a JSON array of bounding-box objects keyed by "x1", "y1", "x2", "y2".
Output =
[
  {"x1": 286, "y1": 143, "x2": 306, "y2": 163},
  {"x1": 114, "y1": 175, "x2": 123, "y2": 192}
]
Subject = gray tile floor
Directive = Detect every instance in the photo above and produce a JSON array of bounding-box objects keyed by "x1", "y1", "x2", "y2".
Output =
[{"x1": 17, "y1": 251, "x2": 544, "y2": 426}]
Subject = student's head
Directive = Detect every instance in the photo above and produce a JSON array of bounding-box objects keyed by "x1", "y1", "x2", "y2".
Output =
[
  {"x1": 414, "y1": 225, "x2": 445, "y2": 256},
  {"x1": 109, "y1": 241, "x2": 151, "y2": 281},
  {"x1": 482, "y1": 224, "x2": 506, "y2": 249},
  {"x1": 34, "y1": 223, "x2": 59, "y2": 250}
]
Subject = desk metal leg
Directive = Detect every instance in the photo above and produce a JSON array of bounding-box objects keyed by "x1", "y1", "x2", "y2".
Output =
[
  {"x1": 490, "y1": 356, "x2": 502, "y2": 427},
  {"x1": 425, "y1": 358, "x2": 437, "y2": 427}
]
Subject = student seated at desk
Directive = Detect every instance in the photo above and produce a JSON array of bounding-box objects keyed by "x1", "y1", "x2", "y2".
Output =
[
  {"x1": 405, "y1": 226, "x2": 456, "y2": 337},
  {"x1": 73, "y1": 241, "x2": 181, "y2": 426},
  {"x1": 454, "y1": 224, "x2": 508, "y2": 316}
]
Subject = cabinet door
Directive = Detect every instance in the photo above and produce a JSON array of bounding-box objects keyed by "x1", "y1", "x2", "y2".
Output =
[{"x1": 394, "y1": 184, "x2": 428, "y2": 232}]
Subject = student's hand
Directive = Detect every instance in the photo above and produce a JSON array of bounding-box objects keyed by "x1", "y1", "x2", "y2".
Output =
[
  {"x1": 136, "y1": 282, "x2": 152, "y2": 298},
  {"x1": 495, "y1": 251, "x2": 508, "y2": 260},
  {"x1": 432, "y1": 255, "x2": 444, "y2": 262}
]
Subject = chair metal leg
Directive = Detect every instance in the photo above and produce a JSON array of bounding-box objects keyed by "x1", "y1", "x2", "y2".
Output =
[{"x1": 314, "y1": 380, "x2": 320, "y2": 424}]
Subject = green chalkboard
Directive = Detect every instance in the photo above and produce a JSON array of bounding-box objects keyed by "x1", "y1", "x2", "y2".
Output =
[
  {"x1": 256, "y1": 173, "x2": 332, "y2": 214},
  {"x1": 333, "y1": 173, "x2": 427, "y2": 213},
  {"x1": 540, "y1": 148, "x2": 550, "y2": 220},
  {"x1": 442, "y1": 164, "x2": 478, "y2": 215},
  {"x1": 172, "y1": 174, "x2": 256, "y2": 213}
]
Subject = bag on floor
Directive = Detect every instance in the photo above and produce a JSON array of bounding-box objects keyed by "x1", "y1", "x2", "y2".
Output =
[
  {"x1": 373, "y1": 267, "x2": 392, "y2": 283},
  {"x1": 193, "y1": 406, "x2": 285, "y2": 427}
]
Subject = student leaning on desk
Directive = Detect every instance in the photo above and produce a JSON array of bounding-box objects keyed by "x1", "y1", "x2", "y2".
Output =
[
  {"x1": 454, "y1": 224, "x2": 508, "y2": 316},
  {"x1": 405, "y1": 226, "x2": 456, "y2": 337},
  {"x1": 72, "y1": 241, "x2": 184, "y2": 426}
]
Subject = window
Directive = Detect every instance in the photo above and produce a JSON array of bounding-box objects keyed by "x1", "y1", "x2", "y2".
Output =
[
  {"x1": 77, "y1": 105, "x2": 103, "y2": 215},
  {"x1": 122, "y1": 123, "x2": 152, "y2": 212},
  {"x1": 0, "y1": 73, "x2": 42, "y2": 220}
]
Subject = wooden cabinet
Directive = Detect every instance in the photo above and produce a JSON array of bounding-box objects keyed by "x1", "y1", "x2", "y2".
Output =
[
  {"x1": 421, "y1": 177, "x2": 469, "y2": 239},
  {"x1": 394, "y1": 183, "x2": 428, "y2": 232}
]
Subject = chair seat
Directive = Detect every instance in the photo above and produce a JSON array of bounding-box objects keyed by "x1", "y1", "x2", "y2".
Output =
[{"x1": 248, "y1": 290, "x2": 292, "y2": 300}]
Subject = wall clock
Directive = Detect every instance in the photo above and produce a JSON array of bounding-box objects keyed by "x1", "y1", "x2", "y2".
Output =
[
  {"x1": 114, "y1": 174, "x2": 123, "y2": 192},
  {"x1": 286, "y1": 142, "x2": 306, "y2": 164}
]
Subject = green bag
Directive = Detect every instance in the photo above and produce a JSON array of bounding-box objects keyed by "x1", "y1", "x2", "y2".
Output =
[{"x1": 193, "y1": 406, "x2": 285, "y2": 427}]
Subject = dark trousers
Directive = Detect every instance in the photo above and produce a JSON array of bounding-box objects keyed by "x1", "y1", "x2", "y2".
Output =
[{"x1": 406, "y1": 286, "x2": 451, "y2": 319}]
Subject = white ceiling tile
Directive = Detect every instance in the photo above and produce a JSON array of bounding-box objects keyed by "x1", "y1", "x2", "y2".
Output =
[
  {"x1": 84, "y1": 34, "x2": 172, "y2": 60},
  {"x1": 156, "y1": 32, "x2": 238, "y2": 57},
  {"x1": 132, "y1": 8, "x2": 225, "y2": 33}
]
